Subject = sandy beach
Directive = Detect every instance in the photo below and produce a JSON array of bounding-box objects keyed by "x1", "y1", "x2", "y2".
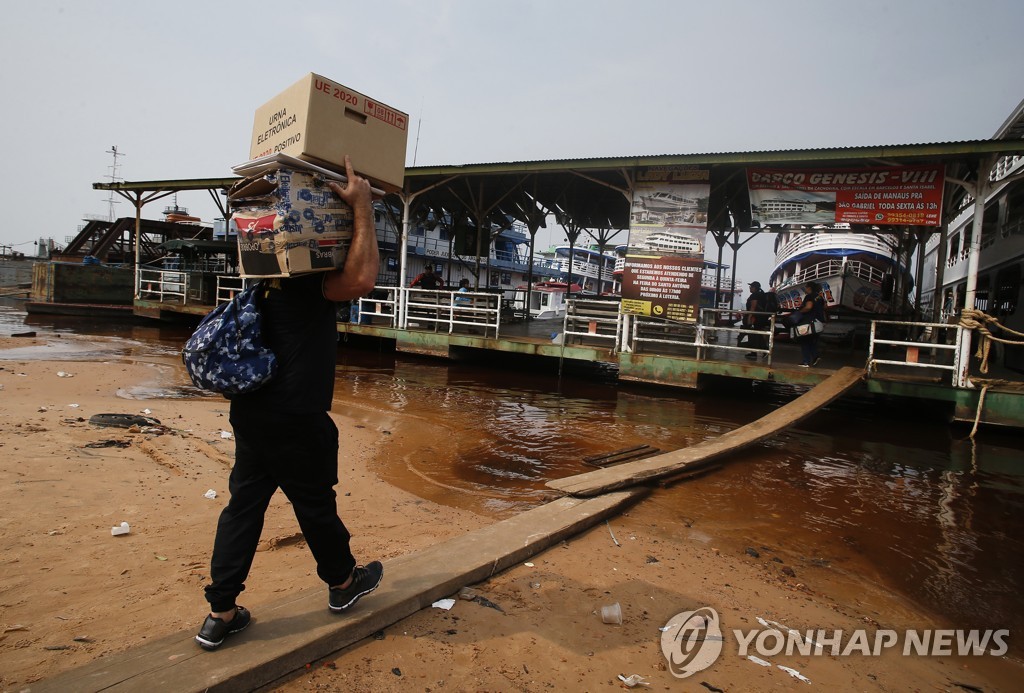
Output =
[{"x1": 0, "y1": 332, "x2": 1020, "y2": 692}]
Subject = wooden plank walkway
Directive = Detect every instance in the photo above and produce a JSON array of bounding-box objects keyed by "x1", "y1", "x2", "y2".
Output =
[
  {"x1": 547, "y1": 366, "x2": 865, "y2": 497},
  {"x1": 32, "y1": 489, "x2": 646, "y2": 693}
]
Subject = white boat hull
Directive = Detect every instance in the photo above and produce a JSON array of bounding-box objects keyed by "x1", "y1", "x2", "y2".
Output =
[{"x1": 775, "y1": 272, "x2": 896, "y2": 315}]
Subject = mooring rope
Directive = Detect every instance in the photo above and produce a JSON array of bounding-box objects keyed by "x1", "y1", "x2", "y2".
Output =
[
  {"x1": 958, "y1": 309, "x2": 1024, "y2": 375},
  {"x1": 969, "y1": 385, "x2": 989, "y2": 440}
]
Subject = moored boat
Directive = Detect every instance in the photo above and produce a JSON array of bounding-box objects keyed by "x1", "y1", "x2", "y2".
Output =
[{"x1": 769, "y1": 224, "x2": 914, "y2": 317}]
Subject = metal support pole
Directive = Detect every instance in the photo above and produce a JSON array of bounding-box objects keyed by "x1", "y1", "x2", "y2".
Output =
[
  {"x1": 399, "y1": 194, "x2": 411, "y2": 329},
  {"x1": 729, "y1": 229, "x2": 739, "y2": 309},
  {"x1": 133, "y1": 193, "x2": 142, "y2": 299},
  {"x1": 956, "y1": 155, "x2": 994, "y2": 387},
  {"x1": 962, "y1": 171, "x2": 991, "y2": 311}
]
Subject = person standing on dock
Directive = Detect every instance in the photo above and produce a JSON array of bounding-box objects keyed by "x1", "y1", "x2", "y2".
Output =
[
  {"x1": 744, "y1": 281, "x2": 769, "y2": 359},
  {"x1": 793, "y1": 282, "x2": 826, "y2": 367},
  {"x1": 410, "y1": 264, "x2": 442, "y2": 290},
  {"x1": 195, "y1": 156, "x2": 384, "y2": 651},
  {"x1": 454, "y1": 277, "x2": 472, "y2": 305}
]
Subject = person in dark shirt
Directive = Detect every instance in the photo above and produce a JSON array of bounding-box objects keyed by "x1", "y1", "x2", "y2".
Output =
[
  {"x1": 196, "y1": 156, "x2": 382, "y2": 651},
  {"x1": 793, "y1": 282, "x2": 827, "y2": 367},
  {"x1": 744, "y1": 281, "x2": 768, "y2": 359},
  {"x1": 410, "y1": 264, "x2": 440, "y2": 289}
]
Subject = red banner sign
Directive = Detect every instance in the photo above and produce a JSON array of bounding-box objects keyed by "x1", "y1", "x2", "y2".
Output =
[{"x1": 747, "y1": 164, "x2": 944, "y2": 227}]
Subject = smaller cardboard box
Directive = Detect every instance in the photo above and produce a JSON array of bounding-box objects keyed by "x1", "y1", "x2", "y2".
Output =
[
  {"x1": 249, "y1": 73, "x2": 408, "y2": 193},
  {"x1": 230, "y1": 167, "x2": 353, "y2": 278}
]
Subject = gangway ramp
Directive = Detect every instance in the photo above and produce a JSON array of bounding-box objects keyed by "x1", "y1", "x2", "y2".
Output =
[
  {"x1": 31, "y1": 490, "x2": 645, "y2": 693},
  {"x1": 547, "y1": 366, "x2": 865, "y2": 498}
]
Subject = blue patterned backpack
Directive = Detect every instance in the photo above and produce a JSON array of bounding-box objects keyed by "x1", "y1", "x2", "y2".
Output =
[{"x1": 181, "y1": 282, "x2": 277, "y2": 395}]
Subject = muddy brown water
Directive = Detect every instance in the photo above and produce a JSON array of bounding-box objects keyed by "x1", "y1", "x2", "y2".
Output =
[{"x1": 3, "y1": 298, "x2": 1023, "y2": 641}]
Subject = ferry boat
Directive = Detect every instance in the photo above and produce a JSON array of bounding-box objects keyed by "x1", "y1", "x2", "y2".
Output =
[
  {"x1": 536, "y1": 246, "x2": 619, "y2": 295},
  {"x1": 920, "y1": 98, "x2": 1024, "y2": 372},
  {"x1": 517, "y1": 281, "x2": 583, "y2": 319},
  {"x1": 382, "y1": 214, "x2": 562, "y2": 296},
  {"x1": 768, "y1": 224, "x2": 914, "y2": 317}
]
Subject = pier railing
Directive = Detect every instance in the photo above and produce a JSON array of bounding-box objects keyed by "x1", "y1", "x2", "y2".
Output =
[
  {"x1": 628, "y1": 314, "x2": 699, "y2": 354},
  {"x1": 215, "y1": 275, "x2": 248, "y2": 304},
  {"x1": 623, "y1": 308, "x2": 775, "y2": 363},
  {"x1": 698, "y1": 308, "x2": 776, "y2": 364},
  {"x1": 360, "y1": 287, "x2": 501, "y2": 335},
  {"x1": 562, "y1": 299, "x2": 622, "y2": 348},
  {"x1": 866, "y1": 319, "x2": 963, "y2": 382},
  {"x1": 354, "y1": 290, "x2": 398, "y2": 327},
  {"x1": 138, "y1": 268, "x2": 186, "y2": 303}
]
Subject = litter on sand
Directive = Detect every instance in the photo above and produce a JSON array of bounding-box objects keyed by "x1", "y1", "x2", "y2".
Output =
[
  {"x1": 778, "y1": 665, "x2": 811, "y2": 684},
  {"x1": 617, "y1": 674, "x2": 650, "y2": 687},
  {"x1": 204, "y1": 489, "x2": 218, "y2": 499},
  {"x1": 110, "y1": 522, "x2": 130, "y2": 536},
  {"x1": 747, "y1": 655, "x2": 772, "y2": 667},
  {"x1": 431, "y1": 599, "x2": 456, "y2": 610},
  {"x1": 220, "y1": 430, "x2": 233, "y2": 439}
]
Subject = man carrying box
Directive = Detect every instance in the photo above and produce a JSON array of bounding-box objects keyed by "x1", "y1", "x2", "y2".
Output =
[{"x1": 196, "y1": 156, "x2": 384, "y2": 651}]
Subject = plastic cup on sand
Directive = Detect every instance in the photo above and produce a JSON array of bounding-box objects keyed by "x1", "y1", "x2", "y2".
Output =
[{"x1": 601, "y1": 602, "x2": 622, "y2": 625}]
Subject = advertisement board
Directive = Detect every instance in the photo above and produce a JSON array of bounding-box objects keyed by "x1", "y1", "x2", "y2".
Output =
[
  {"x1": 620, "y1": 166, "x2": 710, "y2": 322},
  {"x1": 747, "y1": 164, "x2": 944, "y2": 227}
]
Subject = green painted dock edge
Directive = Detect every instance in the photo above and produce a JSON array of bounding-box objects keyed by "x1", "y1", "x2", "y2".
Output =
[
  {"x1": 338, "y1": 324, "x2": 1024, "y2": 428},
  {"x1": 868, "y1": 379, "x2": 1024, "y2": 428}
]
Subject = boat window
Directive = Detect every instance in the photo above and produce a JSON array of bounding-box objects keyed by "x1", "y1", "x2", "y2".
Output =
[
  {"x1": 1004, "y1": 181, "x2": 1024, "y2": 237},
  {"x1": 981, "y1": 203, "x2": 1000, "y2": 248},
  {"x1": 994, "y1": 264, "x2": 1021, "y2": 316},
  {"x1": 975, "y1": 274, "x2": 990, "y2": 312}
]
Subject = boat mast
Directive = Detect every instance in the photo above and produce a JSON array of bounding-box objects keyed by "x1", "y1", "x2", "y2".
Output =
[{"x1": 104, "y1": 145, "x2": 124, "y2": 222}]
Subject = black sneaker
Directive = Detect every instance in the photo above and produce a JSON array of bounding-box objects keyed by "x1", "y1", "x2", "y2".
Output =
[
  {"x1": 195, "y1": 606, "x2": 251, "y2": 651},
  {"x1": 329, "y1": 561, "x2": 384, "y2": 613}
]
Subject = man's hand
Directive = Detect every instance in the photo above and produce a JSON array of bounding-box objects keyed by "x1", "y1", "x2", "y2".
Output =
[
  {"x1": 323, "y1": 155, "x2": 380, "y2": 302},
  {"x1": 327, "y1": 155, "x2": 374, "y2": 214}
]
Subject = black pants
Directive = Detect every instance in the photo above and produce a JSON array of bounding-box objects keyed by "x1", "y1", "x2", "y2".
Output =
[{"x1": 204, "y1": 410, "x2": 356, "y2": 612}]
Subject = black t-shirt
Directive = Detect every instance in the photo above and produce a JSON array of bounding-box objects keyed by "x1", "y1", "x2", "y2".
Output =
[
  {"x1": 413, "y1": 272, "x2": 439, "y2": 289},
  {"x1": 800, "y1": 294, "x2": 826, "y2": 323},
  {"x1": 230, "y1": 274, "x2": 338, "y2": 415}
]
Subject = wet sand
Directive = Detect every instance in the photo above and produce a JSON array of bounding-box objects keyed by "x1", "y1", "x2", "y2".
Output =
[{"x1": 0, "y1": 334, "x2": 1021, "y2": 691}]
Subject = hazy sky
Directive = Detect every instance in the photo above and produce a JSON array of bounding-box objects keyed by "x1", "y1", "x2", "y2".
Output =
[{"x1": 3, "y1": 0, "x2": 1022, "y2": 282}]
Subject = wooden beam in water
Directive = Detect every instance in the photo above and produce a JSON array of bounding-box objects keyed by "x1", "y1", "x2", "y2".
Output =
[
  {"x1": 547, "y1": 366, "x2": 865, "y2": 498},
  {"x1": 33, "y1": 489, "x2": 647, "y2": 693}
]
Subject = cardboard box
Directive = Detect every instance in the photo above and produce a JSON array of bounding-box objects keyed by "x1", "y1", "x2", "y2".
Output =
[
  {"x1": 230, "y1": 167, "x2": 353, "y2": 278},
  {"x1": 249, "y1": 73, "x2": 409, "y2": 193}
]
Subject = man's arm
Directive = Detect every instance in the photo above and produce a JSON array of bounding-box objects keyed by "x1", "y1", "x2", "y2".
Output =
[
  {"x1": 323, "y1": 156, "x2": 379, "y2": 301},
  {"x1": 745, "y1": 298, "x2": 759, "y2": 324}
]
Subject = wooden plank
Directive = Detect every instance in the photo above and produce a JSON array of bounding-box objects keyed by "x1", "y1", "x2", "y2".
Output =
[
  {"x1": 547, "y1": 366, "x2": 865, "y2": 497},
  {"x1": 582, "y1": 445, "x2": 661, "y2": 468},
  {"x1": 32, "y1": 489, "x2": 647, "y2": 693}
]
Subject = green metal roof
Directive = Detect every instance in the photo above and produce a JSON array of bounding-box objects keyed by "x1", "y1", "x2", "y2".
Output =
[
  {"x1": 405, "y1": 139, "x2": 1024, "y2": 177},
  {"x1": 88, "y1": 138, "x2": 1024, "y2": 235},
  {"x1": 92, "y1": 177, "x2": 240, "y2": 192}
]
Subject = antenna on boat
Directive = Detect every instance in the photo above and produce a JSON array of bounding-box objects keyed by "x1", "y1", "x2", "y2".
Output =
[
  {"x1": 412, "y1": 98, "x2": 424, "y2": 166},
  {"x1": 104, "y1": 145, "x2": 125, "y2": 222}
]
